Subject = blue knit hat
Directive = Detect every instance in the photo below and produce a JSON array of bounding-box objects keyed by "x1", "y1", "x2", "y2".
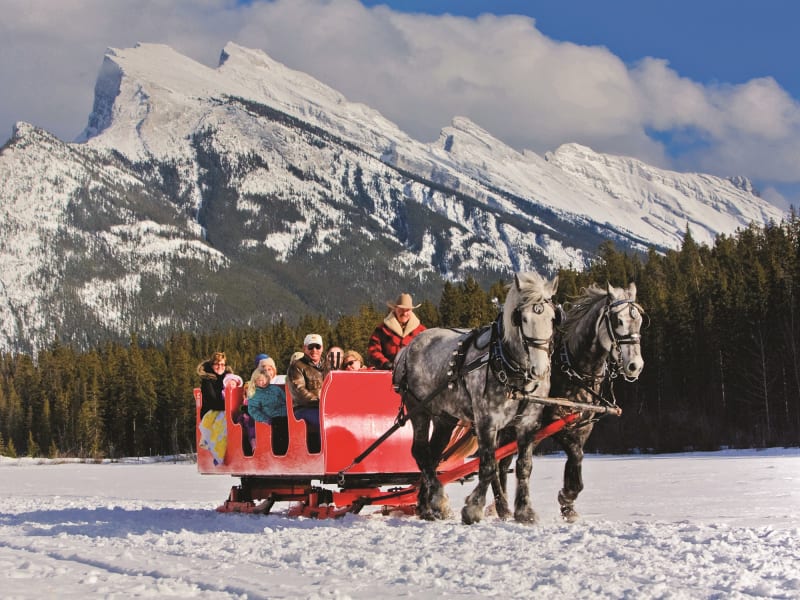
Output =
[{"x1": 254, "y1": 353, "x2": 269, "y2": 367}]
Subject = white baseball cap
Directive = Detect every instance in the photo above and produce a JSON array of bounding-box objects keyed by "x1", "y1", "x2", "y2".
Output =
[{"x1": 303, "y1": 333, "x2": 323, "y2": 347}]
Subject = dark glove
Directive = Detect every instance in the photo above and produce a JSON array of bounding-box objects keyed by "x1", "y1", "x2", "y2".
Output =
[
  {"x1": 382, "y1": 361, "x2": 393, "y2": 370},
  {"x1": 240, "y1": 405, "x2": 249, "y2": 415}
]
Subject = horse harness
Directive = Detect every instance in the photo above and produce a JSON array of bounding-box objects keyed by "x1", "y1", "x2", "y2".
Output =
[
  {"x1": 453, "y1": 308, "x2": 557, "y2": 394},
  {"x1": 555, "y1": 297, "x2": 643, "y2": 427},
  {"x1": 342, "y1": 303, "x2": 587, "y2": 479},
  {"x1": 604, "y1": 298, "x2": 644, "y2": 381},
  {"x1": 395, "y1": 307, "x2": 555, "y2": 427}
]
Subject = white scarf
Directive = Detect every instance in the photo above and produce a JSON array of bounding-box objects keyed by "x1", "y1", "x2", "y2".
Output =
[{"x1": 384, "y1": 312, "x2": 421, "y2": 337}]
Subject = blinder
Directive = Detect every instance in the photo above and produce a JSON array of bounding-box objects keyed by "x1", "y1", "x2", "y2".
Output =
[
  {"x1": 512, "y1": 300, "x2": 564, "y2": 328},
  {"x1": 606, "y1": 299, "x2": 644, "y2": 344}
]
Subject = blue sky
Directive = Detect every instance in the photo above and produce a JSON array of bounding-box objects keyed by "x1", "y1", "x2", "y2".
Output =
[
  {"x1": 362, "y1": 1, "x2": 799, "y2": 98},
  {"x1": 2, "y1": 0, "x2": 798, "y2": 208}
]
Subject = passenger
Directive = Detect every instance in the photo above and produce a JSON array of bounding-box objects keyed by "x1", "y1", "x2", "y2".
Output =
[
  {"x1": 235, "y1": 393, "x2": 256, "y2": 456},
  {"x1": 341, "y1": 349, "x2": 366, "y2": 371},
  {"x1": 278, "y1": 351, "x2": 304, "y2": 385},
  {"x1": 246, "y1": 365, "x2": 289, "y2": 455},
  {"x1": 254, "y1": 352, "x2": 271, "y2": 372},
  {"x1": 368, "y1": 293, "x2": 426, "y2": 370},
  {"x1": 231, "y1": 353, "x2": 271, "y2": 455},
  {"x1": 196, "y1": 351, "x2": 239, "y2": 465},
  {"x1": 327, "y1": 346, "x2": 344, "y2": 370},
  {"x1": 287, "y1": 333, "x2": 328, "y2": 452},
  {"x1": 286, "y1": 351, "x2": 304, "y2": 373}
]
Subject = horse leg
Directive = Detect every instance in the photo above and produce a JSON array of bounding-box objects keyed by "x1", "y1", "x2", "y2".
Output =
[
  {"x1": 512, "y1": 430, "x2": 537, "y2": 524},
  {"x1": 410, "y1": 413, "x2": 448, "y2": 520},
  {"x1": 555, "y1": 425, "x2": 592, "y2": 522},
  {"x1": 461, "y1": 423, "x2": 499, "y2": 525},
  {"x1": 425, "y1": 418, "x2": 457, "y2": 520},
  {"x1": 488, "y1": 426, "x2": 515, "y2": 520}
]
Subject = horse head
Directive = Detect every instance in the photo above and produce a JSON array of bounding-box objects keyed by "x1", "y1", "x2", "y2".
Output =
[
  {"x1": 501, "y1": 271, "x2": 560, "y2": 393},
  {"x1": 600, "y1": 282, "x2": 645, "y2": 381}
]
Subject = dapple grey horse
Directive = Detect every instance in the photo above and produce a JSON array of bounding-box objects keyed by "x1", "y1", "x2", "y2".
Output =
[{"x1": 392, "y1": 272, "x2": 559, "y2": 524}]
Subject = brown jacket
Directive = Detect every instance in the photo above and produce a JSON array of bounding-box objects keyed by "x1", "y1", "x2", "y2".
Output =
[{"x1": 287, "y1": 355, "x2": 329, "y2": 409}]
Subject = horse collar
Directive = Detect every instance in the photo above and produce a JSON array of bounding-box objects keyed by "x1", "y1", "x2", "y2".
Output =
[
  {"x1": 446, "y1": 327, "x2": 489, "y2": 388},
  {"x1": 489, "y1": 315, "x2": 535, "y2": 390}
]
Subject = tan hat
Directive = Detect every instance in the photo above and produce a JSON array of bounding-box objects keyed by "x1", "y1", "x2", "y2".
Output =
[{"x1": 387, "y1": 292, "x2": 420, "y2": 310}]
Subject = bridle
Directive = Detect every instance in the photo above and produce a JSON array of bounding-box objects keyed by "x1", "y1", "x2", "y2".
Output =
[
  {"x1": 556, "y1": 295, "x2": 646, "y2": 413},
  {"x1": 513, "y1": 299, "x2": 561, "y2": 355},
  {"x1": 600, "y1": 298, "x2": 644, "y2": 382},
  {"x1": 491, "y1": 299, "x2": 560, "y2": 389}
]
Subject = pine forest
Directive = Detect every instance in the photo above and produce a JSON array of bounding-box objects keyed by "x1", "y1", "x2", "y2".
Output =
[{"x1": 1, "y1": 216, "x2": 799, "y2": 458}]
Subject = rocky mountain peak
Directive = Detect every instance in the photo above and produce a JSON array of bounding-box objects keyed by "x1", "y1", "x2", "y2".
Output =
[{"x1": 0, "y1": 43, "x2": 787, "y2": 354}]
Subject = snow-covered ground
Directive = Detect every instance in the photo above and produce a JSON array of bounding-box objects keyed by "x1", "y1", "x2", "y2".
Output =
[{"x1": 1, "y1": 449, "x2": 798, "y2": 599}]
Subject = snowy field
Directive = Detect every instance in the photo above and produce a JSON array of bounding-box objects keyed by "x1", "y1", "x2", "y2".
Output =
[{"x1": 1, "y1": 449, "x2": 798, "y2": 599}]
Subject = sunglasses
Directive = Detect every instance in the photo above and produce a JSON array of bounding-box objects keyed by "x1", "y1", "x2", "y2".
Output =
[
  {"x1": 307, "y1": 344, "x2": 322, "y2": 350},
  {"x1": 213, "y1": 362, "x2": 226, "y2": 367},
  {"x1": 343, "y1": 360, "x2": 359, "y2": 369}
]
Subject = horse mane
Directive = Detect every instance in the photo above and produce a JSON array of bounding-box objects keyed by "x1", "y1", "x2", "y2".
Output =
[
  {"x1": 561, "y1": 282, "x2": 638, "y2": 346},
  {"x1": 502, "y1": 271, "x2": 553, "y2": 343}
]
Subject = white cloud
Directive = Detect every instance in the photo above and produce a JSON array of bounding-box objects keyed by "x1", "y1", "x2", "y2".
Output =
[{"x1": 1, "y1": 0, "x2": 798, "y2": 205}]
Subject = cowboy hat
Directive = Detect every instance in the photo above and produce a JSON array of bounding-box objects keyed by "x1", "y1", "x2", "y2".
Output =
[{"x1": 387, "y1": 292, "x2": 420, "y2": 310}]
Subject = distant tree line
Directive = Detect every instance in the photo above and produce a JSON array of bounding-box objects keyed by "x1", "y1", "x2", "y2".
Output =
[{"x1": 1, "y1": 216, "x2": 799, "y2": 458}]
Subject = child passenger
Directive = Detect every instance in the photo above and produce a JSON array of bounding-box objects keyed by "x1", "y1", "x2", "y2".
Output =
[{"x1": 245, "y1": 358, "x2": 289, "y2": 455}]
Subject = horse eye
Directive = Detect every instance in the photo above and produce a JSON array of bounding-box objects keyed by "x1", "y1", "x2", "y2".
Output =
[{"x1": 533, "y1": 303, "x2": 544, "y2": 314}]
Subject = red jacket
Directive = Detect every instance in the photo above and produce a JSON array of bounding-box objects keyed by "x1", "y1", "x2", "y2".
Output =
[{"x1": 368, "y1": 313, "x2": 426, "y2": 369}]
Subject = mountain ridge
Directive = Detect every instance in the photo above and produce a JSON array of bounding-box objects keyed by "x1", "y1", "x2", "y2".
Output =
[{"x1": 0, "y1": 42, "x2": 785, "y2": 354}]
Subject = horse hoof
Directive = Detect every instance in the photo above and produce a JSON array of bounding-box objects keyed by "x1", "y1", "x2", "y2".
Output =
[
  {"x1": 486, "y1": 502, "x2": 511, "y2": 520},
  {"x1": 484, "y1": 503, "x2": 509, "y2": 519},
  {"x1": 514, "y1": 508, "x2": 538, "y2": 524},
  {"x1": 419, "y1": 504, "x2": 451, "y2": 521},
  {"x1": 430, "y1": 493, "x2": 452, "y2": 520},
  {"x1": 461, "y1": 504, "x2": 483, "y2": 525},
  {"x1": 560, "y1": 507, "x2": 580, "y2": 523}
]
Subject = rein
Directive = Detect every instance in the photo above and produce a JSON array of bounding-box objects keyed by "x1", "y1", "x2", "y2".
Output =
[{"x1": 557, "y1": 340, "x2": 618, "y2": 412}]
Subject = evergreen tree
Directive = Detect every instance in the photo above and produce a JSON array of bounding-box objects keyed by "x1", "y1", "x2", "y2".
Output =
[
  {"x1": 26, "y1": 431, "x2": 40, "y2": 457},
  {"x1": 416, "y1": 299, "x2": 440, "y2": 329},
  {"x1": 1, "y1": 219, "x2": 799, "y2": 456}
]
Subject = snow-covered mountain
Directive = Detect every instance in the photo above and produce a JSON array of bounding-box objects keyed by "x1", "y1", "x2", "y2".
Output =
[{"x1": 0, "y1": 42, "x2": 785, "y2": 353}]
